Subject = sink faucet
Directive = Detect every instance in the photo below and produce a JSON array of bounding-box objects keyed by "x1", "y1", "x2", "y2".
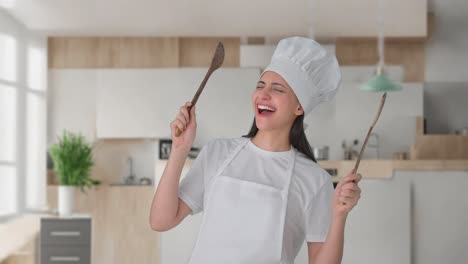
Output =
[
  {"x1": 367, "y1": 133, "x2": 380, "y2": 159},
  {"x1": 124, "y1": 156, "x2": 136, "y2": 184}
]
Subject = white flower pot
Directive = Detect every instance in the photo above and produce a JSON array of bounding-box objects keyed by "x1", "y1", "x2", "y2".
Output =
[{"x1": 58, "y1": 185, "x2": 75, "y2": 217}]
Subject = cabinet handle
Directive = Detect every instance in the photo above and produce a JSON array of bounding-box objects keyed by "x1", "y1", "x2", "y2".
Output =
[
  {"x1": 50, "y1": 256, "x2": 80, "y2": 262},
  {"x1": 50, "y1": 231, "x2": 81, "y2": 237}
]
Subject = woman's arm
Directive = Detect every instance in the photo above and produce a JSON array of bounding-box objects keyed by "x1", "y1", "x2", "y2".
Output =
[
  {"x1": 150, "y1": 147, "x2": 193, "y2": 231},
  {"x1": 149, "y1": 102, "x2": 197, "y2": 231},
  {"x1": 309, "y1": 173, "x2": 362, "y2": 264}
]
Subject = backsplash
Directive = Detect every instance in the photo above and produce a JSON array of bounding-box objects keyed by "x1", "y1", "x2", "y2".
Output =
[{"x1": 47, "y1": 139, "x2": 159, "y2": 185}]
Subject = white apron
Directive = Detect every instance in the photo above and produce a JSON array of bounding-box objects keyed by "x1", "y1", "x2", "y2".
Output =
[{"x1": 188, "y1": 138, "x2": 297, "y2": 264}]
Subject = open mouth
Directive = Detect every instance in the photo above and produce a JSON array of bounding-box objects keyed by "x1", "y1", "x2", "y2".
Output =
[{"x1": 257, "y1": 104, "x2": 276, "y2": 116}]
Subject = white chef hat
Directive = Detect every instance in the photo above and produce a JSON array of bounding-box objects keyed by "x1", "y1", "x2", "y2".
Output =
[{"x1": 262, "y1": 37, "x2": 341, "y2": 116}]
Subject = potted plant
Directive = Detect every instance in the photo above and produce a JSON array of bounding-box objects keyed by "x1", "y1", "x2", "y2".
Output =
[{"x1": 49, "y1": 130, "x2": 100, "y2": 217}]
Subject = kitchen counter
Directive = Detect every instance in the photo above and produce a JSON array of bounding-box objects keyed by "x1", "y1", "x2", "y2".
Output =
[
  {"x1": 108, "y1": 183, "x2": 154, "y2": 187},
  {"x1": 156, "y1": 158, "x2": 468, "y2": 183},
  {"x1": 319, "y1": 159, "x2": 468, "y2": 182}
]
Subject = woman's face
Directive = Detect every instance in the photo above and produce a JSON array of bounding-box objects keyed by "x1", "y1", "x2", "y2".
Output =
[{"x1": 252, "y1": 71, "x2": 304, "y2": 131}]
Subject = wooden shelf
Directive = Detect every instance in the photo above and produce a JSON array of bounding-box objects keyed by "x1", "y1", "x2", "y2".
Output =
[
  {"x1": 410, "y1": 116, "x2": 468, "y2": 159},
  {"x1": 319, "y1": 159, "x2": 468, "y2": 182}
]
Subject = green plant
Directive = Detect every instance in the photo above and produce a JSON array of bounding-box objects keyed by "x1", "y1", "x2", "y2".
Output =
[{"x1": 49, "y1": 130, "x2": 100, "y2": 191}]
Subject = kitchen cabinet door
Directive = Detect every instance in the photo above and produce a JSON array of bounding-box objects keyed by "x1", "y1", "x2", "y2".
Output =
[
  {"x1": 295, "y1": 177, "x2": 411, "y2": 264},
  {"x1": 96, "y1": 69, "x2": 164, "y2": 138},
  {"x1": 49, "y1": 70, "x2": 98, "y2": 141},
  {"x1": 96, "y1": 68, "x2": 260, "y2": 140}
]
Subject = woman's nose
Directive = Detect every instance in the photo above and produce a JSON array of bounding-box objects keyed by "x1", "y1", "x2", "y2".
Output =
[{"x1": 259, "y1": 86, "x2": 272, "y2": 99}]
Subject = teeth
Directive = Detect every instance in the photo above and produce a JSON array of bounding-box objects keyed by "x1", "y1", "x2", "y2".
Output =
[{"x1": 258, "y1": 104, "x2": 276, "y2": 112}]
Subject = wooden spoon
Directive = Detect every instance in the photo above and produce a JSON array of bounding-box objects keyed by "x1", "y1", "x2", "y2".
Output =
[
  {"x1": 352, "y1": 92, "x2": 387, "y2": 174},
  {"x1": 342, "y1": 92, "x2": 387, "y2": 205},
  {"x1": 175, "y1": 42, "x2": 225, "y2": 137}
]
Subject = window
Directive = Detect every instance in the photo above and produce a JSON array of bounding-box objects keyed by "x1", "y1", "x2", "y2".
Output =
[
  {"x1": 0, "y1": 19, "x2": 47, "y2": 220},
  {"x1": 26, "y1": 91, "x2": 47, "y2": 209},
  {"x1": 0, "y1": 84, "x2": 16, "y2": 162},
  {"x1": 0, "y1": 0, "x2": 15, "y2": 9},
  {"x1": 0, "y1": 33, "x2": 18, "y2": 218},
  {"x1": 0, "y1": 33, "x2": 16, "y2": 82}
]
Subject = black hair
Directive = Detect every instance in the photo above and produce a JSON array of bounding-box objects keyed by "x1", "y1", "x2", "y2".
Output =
[{"x1": 242, "y1": 114, "x2": 317, "y2": 162}]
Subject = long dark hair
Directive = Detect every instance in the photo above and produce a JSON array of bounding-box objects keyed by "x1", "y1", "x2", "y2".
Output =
[{"x1": 242, "y1": 114, "x2": 317, "y2": 162}]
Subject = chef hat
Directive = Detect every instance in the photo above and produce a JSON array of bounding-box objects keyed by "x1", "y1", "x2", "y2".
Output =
[{"x1": 262, "y1": 37, "x2": 341, "y2": 116}]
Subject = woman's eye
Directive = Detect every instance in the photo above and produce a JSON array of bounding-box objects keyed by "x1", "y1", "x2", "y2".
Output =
[{"x1": 274, "y1": 88, "x2": 284, "y2": 93}]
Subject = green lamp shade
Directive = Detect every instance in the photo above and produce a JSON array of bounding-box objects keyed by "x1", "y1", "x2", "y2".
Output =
[{"x1": 361, "y1": 73, "x2": 402, "y2": 92}]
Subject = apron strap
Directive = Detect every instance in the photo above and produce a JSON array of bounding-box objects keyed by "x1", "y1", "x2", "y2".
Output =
[
  {"x1": 213, "y1": 137, "x2": 297, "y2": 195},
  {"x1": 214, "y1": 137, "x2": 250, "y2": 179},
  {"x1": 282, "y1": 147, "x2": 297, "y2": 194}
]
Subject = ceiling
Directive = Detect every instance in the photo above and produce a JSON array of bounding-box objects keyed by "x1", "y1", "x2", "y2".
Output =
[
  {"x1": 2, "y1": 0, "x2": 428, "y2": 37},
  {"x1": 2, "y1": 0, "x2": 310, "y2": 36}
]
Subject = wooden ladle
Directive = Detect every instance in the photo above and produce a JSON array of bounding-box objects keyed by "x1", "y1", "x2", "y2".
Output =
[{"x1": 175, "y1": 42, "x2": 225, "y2": 137}]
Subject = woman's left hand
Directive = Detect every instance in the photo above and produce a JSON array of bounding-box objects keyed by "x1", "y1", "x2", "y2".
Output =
[{"x1": 332, "y1": 172, "x2": 362, "y2": 218}]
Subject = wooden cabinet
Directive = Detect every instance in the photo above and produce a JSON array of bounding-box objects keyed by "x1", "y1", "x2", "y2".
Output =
[{"x1": 46, "y1": 186, "x2": 160, "y2": 264}]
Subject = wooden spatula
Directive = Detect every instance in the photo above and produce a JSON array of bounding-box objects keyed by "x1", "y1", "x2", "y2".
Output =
[{"x1": 175, "y1": 42, "x2": 225, "y2": 137}]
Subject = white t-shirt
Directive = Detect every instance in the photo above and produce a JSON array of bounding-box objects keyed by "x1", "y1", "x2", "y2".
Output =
[{"x1": 178, "y1": 137, "x2": 334, "y2": 262}]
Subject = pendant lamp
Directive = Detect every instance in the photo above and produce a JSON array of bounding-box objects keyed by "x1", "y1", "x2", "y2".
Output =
[{"x1": 361, "y1": 0, "x2": 402, "y2": 92}]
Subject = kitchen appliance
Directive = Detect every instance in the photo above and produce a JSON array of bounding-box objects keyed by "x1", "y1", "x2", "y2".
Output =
[{"x1": 312, "y1": 146, "x2": 329, "y2": 160}]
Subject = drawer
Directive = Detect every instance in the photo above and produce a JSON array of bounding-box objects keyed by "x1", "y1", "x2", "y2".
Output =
[
  {"x1": 41, "y1": 219, "x2": 91, "y2": 246},
  {"x1": 41, "y1": 245, "x2": 90, "y2": 264}
]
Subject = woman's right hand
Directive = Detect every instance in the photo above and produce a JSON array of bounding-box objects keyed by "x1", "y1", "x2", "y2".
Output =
[{"x1": 170, "y1": 102, "x2": 197, "y2": 152}]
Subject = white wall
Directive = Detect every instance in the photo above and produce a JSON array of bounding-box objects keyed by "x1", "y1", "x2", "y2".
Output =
[
  {"x1": 426, "y1": 0, "x2": 468, "y2": 82},
  {"x1": 308, "y1": 0, "x2": 426, "y2": 38},
  {"x1": 6, "y1": 0, "x2": 426, "y2": 37}
]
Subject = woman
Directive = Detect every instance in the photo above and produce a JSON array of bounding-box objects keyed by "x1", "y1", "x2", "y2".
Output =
[{"x1": 150, "y1": 37, "x2": 362, "y2": 264}]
